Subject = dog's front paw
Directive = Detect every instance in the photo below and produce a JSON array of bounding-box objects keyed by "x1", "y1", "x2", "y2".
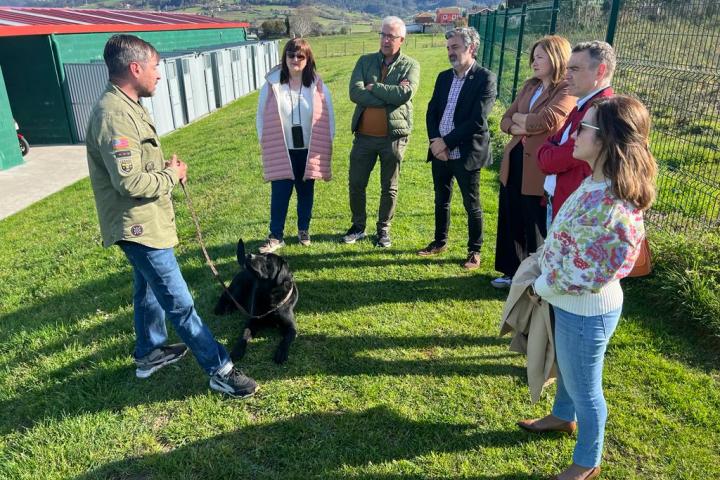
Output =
[{"x1": 273, "y1": 347, "x2": 289, "y2": 364}]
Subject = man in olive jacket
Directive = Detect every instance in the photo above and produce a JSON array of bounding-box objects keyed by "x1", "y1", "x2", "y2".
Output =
[
  {"x1": 86, "y1": 34, "x2": 257, "y2": 398},
  {"x1": 342, "y1": 16, "x2": 420, "y2": 248}
]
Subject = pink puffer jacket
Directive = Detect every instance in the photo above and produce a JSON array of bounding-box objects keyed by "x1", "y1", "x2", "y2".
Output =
[{"x1": 259, "y1": 69, "x2": 333, "y2": 181}]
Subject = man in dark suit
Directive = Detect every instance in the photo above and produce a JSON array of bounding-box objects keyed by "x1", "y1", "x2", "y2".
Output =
[{"x1": 418, "y1": 27, "x2": 497, "y2": 269}]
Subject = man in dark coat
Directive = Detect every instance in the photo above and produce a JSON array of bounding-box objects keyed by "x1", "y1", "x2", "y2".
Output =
[{"x1": 419, "y1": 27, "x2": 497, "y2": 269}]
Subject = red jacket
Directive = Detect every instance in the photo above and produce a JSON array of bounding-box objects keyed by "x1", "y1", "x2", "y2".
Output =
[{"x1": 536, "y1": 87, "x2": 613, "y2": 217}]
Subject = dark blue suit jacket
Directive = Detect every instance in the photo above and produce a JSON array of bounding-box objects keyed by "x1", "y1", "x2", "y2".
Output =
[{"x1": 426, "y1": 61, "x2": 497, "y2": 170}]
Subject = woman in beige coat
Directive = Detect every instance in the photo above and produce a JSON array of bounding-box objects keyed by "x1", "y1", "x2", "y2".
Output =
[{"x1": 492, "y1": 35, "x2": 576, "y2": 288}]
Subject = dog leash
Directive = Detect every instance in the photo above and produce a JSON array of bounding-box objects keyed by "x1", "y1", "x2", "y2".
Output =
[{"x1": 180, "y1": 182, "x2": 295, "y2": 319}]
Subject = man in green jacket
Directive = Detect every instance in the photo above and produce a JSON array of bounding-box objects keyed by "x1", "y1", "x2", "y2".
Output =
[
  {"x1": 86, "y1": 34, "x2": 257, "y2": 398},
  {"x1": 342, "y1": 16, "x2": 420, "y2": 248}
]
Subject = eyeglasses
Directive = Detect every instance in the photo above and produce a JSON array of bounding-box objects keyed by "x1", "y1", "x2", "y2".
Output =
[
  {"x1": 578, "y1": 121, "x2": 600, "y2": 134},
  {"x1": 379, "y1": 32, "x2": 402, "y2": 41},
  {"x1": 286, "y1": 53, "x2": 306, "y2": 60}
]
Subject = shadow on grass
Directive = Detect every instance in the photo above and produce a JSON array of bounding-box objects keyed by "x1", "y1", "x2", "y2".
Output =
[
  {"x1": 238, "y1": 333, "x2": 523, "y2": 381},
  {"x1": 183, "y1": 238, "x2": 482, "y2": 271},
  {"x1": 0, "y1": 333, "x2": 521, "y2": 436},
  {"x1": 0, "y1": 270, "x2": 135, "y2": 368},
  {"x1": 614, "y1": 278, "x2": 720, "y2": 371},
  {"x1": 368, "y1": 476, "x2": 545, "y2": 480},
  {"x1": 0, "y1": 243, "x2": 499, "y2": 366},
  {"x1": 179, "y1": 245, "x2": 503, "y2": 316},
  {"x1": 72, "y1": 405, "x2": 545, "y2": 480}
]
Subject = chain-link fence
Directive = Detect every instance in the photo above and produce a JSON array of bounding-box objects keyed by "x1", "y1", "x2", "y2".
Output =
[
  {"x1": 318, "y1": 34, "x2": 445, "y2": 58},
  {"x1": 469, "y1": 0, "x2": 720, "y2": 235}
]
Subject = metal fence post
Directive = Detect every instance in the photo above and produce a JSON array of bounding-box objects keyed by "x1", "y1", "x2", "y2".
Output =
[
  {"x1": 488, "y1": 9, "x2": 498, "y2": 70},
  {"x1": 550, "y1": 0, "x2": 560, "y2": 34},
  {"x1": 483, "y1": 13, "x2": 492, "y2": 66},
  {"x1": 497, "y1": 8, "x2": 510, "y2": 97},
  {"x1": 605, "y1": 0, "x2": 621, "y2": 45},
  {"x1": 511, "y1": 3, "x2": 528, "y2": 102}
]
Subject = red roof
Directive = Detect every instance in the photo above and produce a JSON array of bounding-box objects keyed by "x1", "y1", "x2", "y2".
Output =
[
  {"x1": 0, "y1": 7, "x2": 248, "y2": 37},
  {"x1": 436, "y1": 7, "x2": 462, "y2": 14}
]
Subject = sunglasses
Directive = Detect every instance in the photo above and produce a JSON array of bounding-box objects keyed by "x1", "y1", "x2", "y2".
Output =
[
  {"x1": 286, "y1": 52, "x2": 306, "y2": 60},
  {"x1": 578, "y1": 121, "x2": 600, "y2": 134}
]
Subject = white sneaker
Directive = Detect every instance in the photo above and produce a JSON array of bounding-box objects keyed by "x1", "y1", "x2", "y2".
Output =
[
  {"x1": 259, "y1": 235, "x2": 285, "y2": 254},
  {"x1": 298, "y1": 230, "x2": 311, "y2": 246},
  {"x1": 491, "y1": 276, "x2": 513, "y2": 289}
]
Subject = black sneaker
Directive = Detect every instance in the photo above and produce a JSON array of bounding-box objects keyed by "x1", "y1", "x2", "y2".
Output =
[
  {"x1": 135, "y1": 343, "x2": 188, "y2": 379},
  {"x1": 375, "y1": 231, "x2": 392, "y2": 248},
  {"x1": 342, "y1": 225, "x2": 366, "y2": 244},
  {"x1": 210, "y1": 367, "x2": 259, "y2": 398}
]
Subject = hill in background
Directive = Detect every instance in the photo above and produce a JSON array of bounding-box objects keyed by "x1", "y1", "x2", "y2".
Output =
[{"x1": 4, "y1": 0, "x2": 502, "y2": 29}]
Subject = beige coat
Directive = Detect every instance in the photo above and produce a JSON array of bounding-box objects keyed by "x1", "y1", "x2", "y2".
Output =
[
  {"x1": 499, "y1": 250, "x2": 556, "y2": 403},
  {"x1": 499, "y1": 79, "x2": 576, "y2": 196}
]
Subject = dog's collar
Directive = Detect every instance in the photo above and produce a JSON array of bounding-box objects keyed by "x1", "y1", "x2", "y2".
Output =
[{"x1": 249, "y1": 282, "x2": 296, "y2": 319}]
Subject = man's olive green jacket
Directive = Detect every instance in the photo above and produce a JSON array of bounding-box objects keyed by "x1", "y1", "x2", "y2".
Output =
[
  {"x1": 349, "y1": 50, "x2": 420, "y2": 138},
  {"x1": 86, "y1": 83, "x2": 180, "y2": 249}
]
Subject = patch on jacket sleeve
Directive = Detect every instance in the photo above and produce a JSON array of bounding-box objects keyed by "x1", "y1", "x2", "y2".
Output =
[
  {"x1": 119, "y1": 158, "x2": 134, "y2": 173},
  {"x1": 112, "y1": 137, "x2": 130, "y2": 150},
  {"x1": 130, "y1": 224, "x2": 144, "y2": 237},
  {"x1": 114, "y1": 150, "x2": 132, "y2": 158}
]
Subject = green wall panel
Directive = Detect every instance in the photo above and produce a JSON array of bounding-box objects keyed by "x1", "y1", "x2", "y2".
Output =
[
  {"x1": 0, "y1": 36, "x2": 73, "y2": 145},
  {"x1": 52, "y1": 28, "x2": 246, "y2": 142},
  {"x1": 0, "y1": 28, "x2": 245, "y2": 145},
  {"x1": 0, "y1": 66, "x2": 23, "y2": 171},
  {"x1": 53, "y1": 28, "x2": 247, "y2": 64}
]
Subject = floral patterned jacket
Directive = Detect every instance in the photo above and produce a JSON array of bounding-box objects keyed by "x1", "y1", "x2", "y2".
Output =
[{"x1": 533, "y1": 177, "x2": 645, "y2": 316}]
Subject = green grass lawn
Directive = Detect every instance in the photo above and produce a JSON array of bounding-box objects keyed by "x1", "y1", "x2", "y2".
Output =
[{"x1": 1, "y1": 39, "x2": 719, "y2": 480}]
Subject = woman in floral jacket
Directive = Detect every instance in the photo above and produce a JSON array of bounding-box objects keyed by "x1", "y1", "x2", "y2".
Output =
[{"x1": 517, "y1": 95, "x2": 657, "y2": 480}]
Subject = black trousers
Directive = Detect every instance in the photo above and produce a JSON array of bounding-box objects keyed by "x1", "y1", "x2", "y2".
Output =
[
  {"x1": 432, "y1": 158, "x2": 483, "y2": 252},
  {"x1": 494, "y1": 143, "x2": 547, "y2": 277}
]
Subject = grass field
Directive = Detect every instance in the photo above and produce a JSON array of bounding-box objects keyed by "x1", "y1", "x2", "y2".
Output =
[{"x1": 0, "y1": 35, "x2": 719, "y2": 479}]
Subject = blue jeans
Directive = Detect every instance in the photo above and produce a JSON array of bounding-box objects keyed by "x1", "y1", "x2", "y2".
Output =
[
  {"x1": 269, "y1": 149, "x2": 314, "y2": 239},
  {"x1": 551, "y1": 305, "x2": 622, "y2": 467},
  {"x1": 118, "y1": 241, "x2": 231, "y2": 377}
]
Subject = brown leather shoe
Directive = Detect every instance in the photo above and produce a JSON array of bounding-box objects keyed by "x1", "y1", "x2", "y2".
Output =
[
  {"x1": 463, "y1": 251, "x2": 481, "y2": 270},
  {"x1": 517, "y1": 416, "x2": 577, "y2": 435},
  {"x1": 417, "y1": 241, "x2": 447, "y2": 256},
  {"x1": 553, "y1": 465, "x2": 601, "y2": 480},
  {"x1": 584, "y1": 466, "x2": 601, "y2": 480}
]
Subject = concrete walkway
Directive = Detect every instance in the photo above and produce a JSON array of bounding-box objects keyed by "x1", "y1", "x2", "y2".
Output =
[{"x1": 0, "y1": 144, "x2": 88, "y2": 221}]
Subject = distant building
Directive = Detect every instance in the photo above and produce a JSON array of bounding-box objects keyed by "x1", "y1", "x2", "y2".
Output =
[
  {"x1": 414, "y1": 12, "x2": 435, "y2": 24},
  {"x1": 436, "y1": 7, "x2": 462, "y2": 24},
  {"x1": 0, "y1": 6, "x2": 255, "y2": 170}
]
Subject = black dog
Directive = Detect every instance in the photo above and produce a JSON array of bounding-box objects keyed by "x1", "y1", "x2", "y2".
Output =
[{"x1": 214, "y1": 239, "x2": 298, "y2": 364}]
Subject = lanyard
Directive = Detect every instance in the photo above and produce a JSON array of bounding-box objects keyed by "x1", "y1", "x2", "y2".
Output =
[{"x1": 290, "y1": 86, "x2": 302, "y2": 126}]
